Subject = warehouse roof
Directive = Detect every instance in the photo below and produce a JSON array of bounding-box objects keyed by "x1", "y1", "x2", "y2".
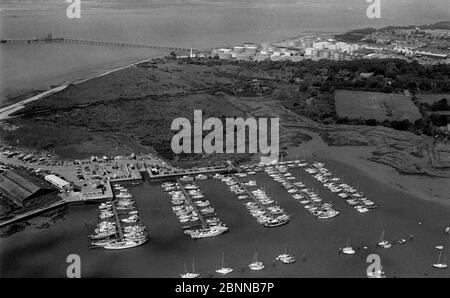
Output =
[{"x1": 0, "y1": 169, "x2": 56, "y2": 206}]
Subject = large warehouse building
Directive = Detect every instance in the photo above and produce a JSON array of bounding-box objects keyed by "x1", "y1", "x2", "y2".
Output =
[{"x1": 0, "y1": 169, "x2": 59, "y2": 210}]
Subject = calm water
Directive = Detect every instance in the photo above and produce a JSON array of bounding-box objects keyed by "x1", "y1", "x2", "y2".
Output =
[
  {"x1": 1, "y1": 159, "x2": 449, "y2": 278},
  {"x1": 1, "y1": 0, "x2": 449, "y2": 102}
]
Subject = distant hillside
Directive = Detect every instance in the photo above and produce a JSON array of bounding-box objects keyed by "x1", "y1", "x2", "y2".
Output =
[
  {"x1": 421, "y1": 21, "x2": 450, "y2": 30},
  {"x1": 335, "y1": 21, "x2": 450, "y2": 42},
  {"x1": 335, "y1": 28, "x2": 377, "y2": 42}
]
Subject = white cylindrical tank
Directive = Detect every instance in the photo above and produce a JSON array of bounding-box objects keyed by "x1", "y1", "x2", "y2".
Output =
[
  {"x1": 333, "y1": 51, "x2": 343, "y2": 60},
  {"x1": 244, "y1": 43, "x2": 257, "y2": 49},
  {"x1": 233, "y1": 46, "x2": 244, "y2": 53},
  {"x1": 219, "y1": 48, "x2": 232, "y2": 53},
  {"x1": 318, "y1": 50, "x2": 330, "y2": 59},
  {"x1": 305, "y1": 47, "x2": 314, "y2": 56},
  {"x1": 218, "y1": 52, "x2": 232, "y2": 59}
]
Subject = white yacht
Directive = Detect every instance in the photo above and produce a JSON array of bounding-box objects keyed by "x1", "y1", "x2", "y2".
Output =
[
  {"x1": 377, "y1": 230, "x2": 390, "y2": 247},
  {"x1": 190, "y1": 225, "x2": 228, "y2": 239},
  {"x1": 181, "y1": 261, "x2": 200, "y2": 278},
  {"x1": 340, "y1": 240, "x2": 356, "y2": 255},
  {"x1": 249, "y1": 252, "x2": 264, "y2": 271},
  {"x1": 432, "y1": 250, "x2": 447, "y2": 269},
  {"x1": 103, "y1": 238, "x2": 148, "y2": 250},
  {"x1": 215, "y1": 253, "x2": 234, "y2": 275}
]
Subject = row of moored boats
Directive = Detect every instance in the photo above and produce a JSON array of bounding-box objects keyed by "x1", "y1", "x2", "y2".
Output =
[
  {"x1": 266, "y1": 163, "x2": 340, "y2": 219},
  {"x1": 181, "y1": 249, "x2": 296, "y2": 278},
  {"x1": 219, "y1": 174, "x2": 291, "y2": 227},
  {"x1": 89, "y1": 184, "x2": 149, "y2": 249},
  {"x1": 303, "y1": 162, "x2": 378, "y2": 213},
  {"x1": 162, "y1": 177, "x2": 228, "y2": 239}
]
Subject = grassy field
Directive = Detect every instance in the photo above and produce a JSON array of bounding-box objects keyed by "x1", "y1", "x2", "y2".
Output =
[
  {"x1": 0, "y1": 60, "x2": 255, "y2": 163},
  {"x1": 335, "y1": 90, "x2": 422, "y2": 122}
]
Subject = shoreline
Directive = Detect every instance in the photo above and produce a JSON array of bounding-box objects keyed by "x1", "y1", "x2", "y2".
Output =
[
  {"x1": 0, "y1": 29, "x2": 340, "y2": 117},
  {"x1": 0, "y1": 56, "x2": 159, "y2": 120}
]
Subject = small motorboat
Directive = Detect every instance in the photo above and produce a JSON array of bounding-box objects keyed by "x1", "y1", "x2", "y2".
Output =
[
  {"x1": 340, "y1": 240, "x2": 356, "y2": 255},
  {"x1": 249, "y1": 252, "x2": 264, "y2": 271}
]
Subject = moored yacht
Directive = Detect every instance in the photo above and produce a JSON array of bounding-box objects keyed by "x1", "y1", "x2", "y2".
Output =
[
  {"x1": 276, "y1": 246, "x2": 296, "y2": 264},
  {"x1": 190, "y1": 225, "x2": 228, "y2": 239},
  {"x1": 249, "y1": 252, "x2": 264, "y2": 271},
  {"x1": 432, "y1": 250, "x2": 448, "y2": 269},
  {"x1": 340, "y1": 240, "x2": 356, "y2": 255},
  {"x1": 215, "y1": 253, "x2": 234, "y2": 275},
  {"x1": 377, "y1": 230, "x2": 391, "y2": 248},
  {"x1": 103, "y1": 238, "x2": 148, "y2": 250},
  {"x1": 181, "y1": 261, "x2": 200, "y2": 278}
]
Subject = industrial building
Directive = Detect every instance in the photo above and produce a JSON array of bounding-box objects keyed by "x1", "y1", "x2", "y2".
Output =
[
  {"x1": 0, "y1": 169, "x2": 59, "y2": 210},
  {"x1": 44, "y1": 174, "x2": 71, "y2": 191}
]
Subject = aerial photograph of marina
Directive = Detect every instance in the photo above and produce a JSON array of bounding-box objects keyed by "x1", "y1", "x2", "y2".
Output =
[{"x1": 0, "y1": 0, "x2": 449, "y2": 286}]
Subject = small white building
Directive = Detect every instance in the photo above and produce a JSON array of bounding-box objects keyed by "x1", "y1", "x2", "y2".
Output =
[{"x1": 45, "y1": 174, "x2": 71, "y2": 191}]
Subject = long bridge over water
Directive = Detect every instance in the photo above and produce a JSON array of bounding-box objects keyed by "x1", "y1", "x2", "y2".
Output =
[{"x1": 1, "y1": 37, "x2": 204, "y2": 52}]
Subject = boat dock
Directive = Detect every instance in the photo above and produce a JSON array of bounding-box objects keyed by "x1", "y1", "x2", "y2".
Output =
[
  {"x1": 176, "y1": 179, "x2": 209, "y2": 229},
  {"x1": 110, "y1": 200, "x2": 125, "y2": 241},
  {"x1": 234, "y1": 179, "x2": 269, "y2": 214},
  {"x1": 148, "y1": 165, "x2": 234, "y2": 180}
]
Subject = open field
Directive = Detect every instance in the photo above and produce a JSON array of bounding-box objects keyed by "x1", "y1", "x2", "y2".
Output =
[{"x1": 335, "y1": 90, "x2": 422, "y2": 122}]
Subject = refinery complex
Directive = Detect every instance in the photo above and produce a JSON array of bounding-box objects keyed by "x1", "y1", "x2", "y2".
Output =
[{"x1": 208, "y1": 35, "x2": 449, "y2": 64}]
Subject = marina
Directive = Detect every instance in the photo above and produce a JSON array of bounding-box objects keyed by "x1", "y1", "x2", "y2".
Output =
[
  {"x1": 1, "y1": 159, "x2": 449, "y2": 277},
  {"x1": 1, "y1": 0, "x2": 449, "y2": 283}
]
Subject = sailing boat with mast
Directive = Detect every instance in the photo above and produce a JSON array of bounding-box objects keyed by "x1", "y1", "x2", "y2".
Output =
[
  {"x1": 180, "y1": 259, "x2": 200, "y2": 278},
  {"x1": 249, "y1": 251, "x2": 264, "y2": 270},
  {"x1": 276, "y1": 245, "x2": 296, "y2": 264},
  {"x1": 432, "y1": 249, "x2": 448, "y2": 269},
  {"x1": 340, "y1": 239, "x2": 356, "y2": 255},
  {"x1": 377, "y1": 230, "x2": 391, "y2": 248},
  {"x1": 215, "y1": 252, "x2": 234, "y2": 275}
]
